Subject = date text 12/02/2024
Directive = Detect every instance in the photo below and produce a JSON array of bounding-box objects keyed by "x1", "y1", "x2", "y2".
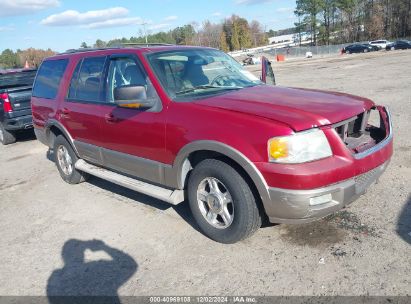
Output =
[{"x1": 149, "y1": 297, "x2": 257, "y2": 303}]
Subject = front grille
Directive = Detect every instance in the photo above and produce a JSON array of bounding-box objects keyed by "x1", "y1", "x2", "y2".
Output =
[
  {"x1": 334, "y1": 113, "x2": 365, "y2": 142},
  {"x1": 334, "y1": 108, "x2": 387, "y2": 154}
]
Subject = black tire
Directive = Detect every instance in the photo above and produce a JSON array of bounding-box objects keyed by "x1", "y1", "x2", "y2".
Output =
[
  {"x1": 54, "y1": 135, "x2": 88, "y2": 184},
  {"x1": 187, "y1": 159, "x2": 262, "y2": 243},
  {"x1": 0, "y1": 122, "x2": 16, "y2": 145}
]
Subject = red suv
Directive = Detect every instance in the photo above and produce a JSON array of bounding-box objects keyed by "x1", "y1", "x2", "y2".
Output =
[{"x1": 31, "y1": 45, "x2": 393, "y2": 243}]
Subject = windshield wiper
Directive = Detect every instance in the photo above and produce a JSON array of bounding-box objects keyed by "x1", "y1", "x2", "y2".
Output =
[{"x1": 176, "y1": 85, "x2": 243, "y2": 95}]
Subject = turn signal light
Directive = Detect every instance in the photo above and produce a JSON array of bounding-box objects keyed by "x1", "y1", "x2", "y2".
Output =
[{"x1": 268, "y1": 138, "x2": 289, "y2": 159}]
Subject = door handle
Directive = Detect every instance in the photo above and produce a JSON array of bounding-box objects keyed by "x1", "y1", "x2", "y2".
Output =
[{"x1": 105, "y1": 113, "x2": 118, "y2": 123}]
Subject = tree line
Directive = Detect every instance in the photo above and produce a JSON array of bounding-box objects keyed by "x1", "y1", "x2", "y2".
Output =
[
  {"x1": 0, "y1": 48, "x2": 55, "y2": 69},
  {"x1": 295, "y1": 0, "x2": 411, "y2": 45},
  {"x1": 81, "y1": 15, "x2": 268, "y2": 52}
]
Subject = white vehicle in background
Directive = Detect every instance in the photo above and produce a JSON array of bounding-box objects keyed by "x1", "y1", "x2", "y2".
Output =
[{"x1": 369, "y1": 40, "x2": 391, "y2": 49}]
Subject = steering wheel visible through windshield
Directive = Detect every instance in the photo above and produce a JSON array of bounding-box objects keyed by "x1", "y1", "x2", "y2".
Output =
[{"x1": 146, "y1": 49, "x2": 262, "y2": 101}]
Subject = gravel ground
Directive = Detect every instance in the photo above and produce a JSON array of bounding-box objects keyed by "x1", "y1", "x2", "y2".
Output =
[{"x1": 0, "y1": 50, "x2": 410, "y2": 297}]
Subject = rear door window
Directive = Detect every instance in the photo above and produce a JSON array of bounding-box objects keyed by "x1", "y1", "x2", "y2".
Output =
[
  {"x1": 68, "y1": 56, "x2": 106, "y2": 102},
  {"x1": 32, "y1": 59, "x2": 68, "y2": 99}
]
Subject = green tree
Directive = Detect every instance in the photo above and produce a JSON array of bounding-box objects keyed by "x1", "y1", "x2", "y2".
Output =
[
  {"x1": 230, "y1": 22, "x2": 241, "y2": 50},
  {"x1": 236, "y1": 17, "x2": 252, "y2": 49},
  {"x1": 94, "y1": 39, "x2": 107, "y2": 48},
  {"x1": 295, "y1": 0, "x2": 322, "y2": 45},
  {"x1": 0, "y1": 49, "x2": 19, "y2": 68},
  {"x1": 80, "y1": 42, "x2": 89, "y2": 48},
  {"x1": 220, "y1": 31, "x2": 229, "y2": 51},
  {"x1": 172, "y1": 24, "x2": 196, "y2": 45}
]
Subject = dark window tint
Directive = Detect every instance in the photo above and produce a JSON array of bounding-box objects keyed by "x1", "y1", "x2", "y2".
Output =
[
  {"x1": 0, "y1": 70, "x2": 37, "y2": 90},
  {"x1": 67, "y1": 60, "x2": 82, "y2": 98},
  {"x1": 32, "y1": 59, "x2": 68, "y2": 99},
  {"x1": 72, "y1": 56, "x2": 106, "y2": 102}
]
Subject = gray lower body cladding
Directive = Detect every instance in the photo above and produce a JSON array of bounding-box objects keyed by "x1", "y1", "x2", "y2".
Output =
[
  {"x1": 34, "y1": 125, "x2": 390, "y2": 225},
  {"x1": 266, "y1": 161, "x2": 389, "y2": 224}
]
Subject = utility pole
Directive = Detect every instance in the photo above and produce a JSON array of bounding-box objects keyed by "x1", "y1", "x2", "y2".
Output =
[{"x1": 141, "y1": 22, "x2": 148, "y2": 44}]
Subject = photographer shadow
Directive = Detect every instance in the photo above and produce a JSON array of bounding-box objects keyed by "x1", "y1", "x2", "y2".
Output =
[
  {"x1": 47, "y1": 239, "x2": 137, "y2": 304},
  {"x1": 397, "y1": 194, "x2": 411, "y2": 245}
]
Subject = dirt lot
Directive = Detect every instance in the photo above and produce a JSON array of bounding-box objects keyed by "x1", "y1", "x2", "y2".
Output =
[{"x1": 0, "y1": 50, "x2": 410, "y2": 297}]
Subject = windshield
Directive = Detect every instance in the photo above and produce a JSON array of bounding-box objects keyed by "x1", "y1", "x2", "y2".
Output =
[{"x1": 146, "y1": 49, "x2": 262, "y2": 100}]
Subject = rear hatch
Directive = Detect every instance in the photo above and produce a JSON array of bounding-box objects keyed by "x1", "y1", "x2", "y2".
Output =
[
  {"x1": 0, "y1": 69, "x2": 36, "y2": 114},
  {"x1": 6, "y1": 87, "x2": 33, "y2": 112}
]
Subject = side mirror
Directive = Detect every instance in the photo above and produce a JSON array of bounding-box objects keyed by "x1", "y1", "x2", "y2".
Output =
[
  {"x1": 261, "y1": 56, "x2": 276, "y2": 86},
  {"x1": 114, "y1": 85, "x2": 154, "y2": 109}
]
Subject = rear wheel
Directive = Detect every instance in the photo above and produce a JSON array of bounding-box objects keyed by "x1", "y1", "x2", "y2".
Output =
[
  {"x1": 54, "y1": 135, "x2": 88, "y2": 184},
  {"x1": 363, "y1": 48, "x2": 368, "y2": 53},
  {"x1": 0, "y1": 122, "x2": 16, "y2": 145},
  {"x1": 187, "y1": 159, "x2": 262, "y2": 243}
]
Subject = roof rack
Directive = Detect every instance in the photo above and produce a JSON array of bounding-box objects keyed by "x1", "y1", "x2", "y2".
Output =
[
  {"x1": 59, "y1": 47, "x2": 123, "y2": 55},
  {"x1": 121, "y1": 43, "x2": 175, "y2": 47},
  {"x1": 59, "y1": 43, "x2": 176, "y2": 55}
]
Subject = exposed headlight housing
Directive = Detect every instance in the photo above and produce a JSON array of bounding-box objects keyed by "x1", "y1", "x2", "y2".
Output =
[{"x1": 268, "y1": 129, "x2": 332, "y2": 163}]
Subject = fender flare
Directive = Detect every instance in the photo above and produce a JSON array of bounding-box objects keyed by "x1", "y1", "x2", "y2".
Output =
[
  {"x1": 44, "y1": 119, "x2": 79, "y2": 155},
  {"x1": 166, "y1": 140, "x2": 270, "y2": 205}
]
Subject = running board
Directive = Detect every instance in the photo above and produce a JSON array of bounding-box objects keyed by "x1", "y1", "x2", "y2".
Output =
[{"x1": 75, "y1": 159, "x2": 184, "y2": 205}]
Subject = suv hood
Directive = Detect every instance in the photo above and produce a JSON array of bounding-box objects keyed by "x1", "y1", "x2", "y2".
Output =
[{"x1": 193, "y1": 85, "x2": 375, "y2": 132}]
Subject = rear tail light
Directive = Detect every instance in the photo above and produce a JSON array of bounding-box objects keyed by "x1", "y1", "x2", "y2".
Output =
[{"x1": 0, "y1": 93, "x2": 12, "y2": 112}]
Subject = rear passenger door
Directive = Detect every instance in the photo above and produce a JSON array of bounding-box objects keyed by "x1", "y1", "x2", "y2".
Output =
[{"x1": 61, "y1": 56, "x2": 109, "y2": 165}]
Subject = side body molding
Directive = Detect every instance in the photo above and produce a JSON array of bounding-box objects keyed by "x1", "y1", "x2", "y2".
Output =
[{"x1": 165, "y1": 140, "x2": 271, "y2": 205}]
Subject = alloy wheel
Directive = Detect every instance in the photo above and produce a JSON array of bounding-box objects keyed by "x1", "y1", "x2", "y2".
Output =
[
  {"x1": 57, "y1": 145, "x2": 73, "y2": 176},
  {"x1": 197, "y1": 177, "x2": 234, "y2": 229}
]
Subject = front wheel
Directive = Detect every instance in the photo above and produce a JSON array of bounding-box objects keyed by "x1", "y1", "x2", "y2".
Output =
[{"x1": 187, "y1": 159, "x2": 262, "y2": 243}]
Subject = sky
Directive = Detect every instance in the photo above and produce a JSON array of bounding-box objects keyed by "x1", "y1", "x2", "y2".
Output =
[{"x1": 0, "y1": 0, "x2": 297, "y2": 53}]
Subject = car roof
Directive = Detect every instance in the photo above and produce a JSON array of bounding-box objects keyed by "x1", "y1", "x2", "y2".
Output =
[{"x1": 47, "y1": 44, "x2": 216, "y2": 61}]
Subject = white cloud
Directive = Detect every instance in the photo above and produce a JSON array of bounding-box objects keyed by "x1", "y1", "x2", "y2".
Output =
[
  {"x1": 87, "y1": 17, "x2": 143, "y2": 29},
  {"x1": 235, "y1": 0, "x2": 274, "y2": 5},
  {"x1": 41, "y1": 7, "x2": 130, "y2": 27},
  {"x1": 212, "y1": 12, "x2": 222, "y2": 17},
  {"x1": 0, "y1": 0, "x2": 59, "y2": 17},
  {"x1": 164, "y1": 15, "x2": 178, "y2": 21}
]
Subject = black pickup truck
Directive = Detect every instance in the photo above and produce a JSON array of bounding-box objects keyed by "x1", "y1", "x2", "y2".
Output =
[{"x1": 0, "y1": 68, "x2": 37, "y2": 145}]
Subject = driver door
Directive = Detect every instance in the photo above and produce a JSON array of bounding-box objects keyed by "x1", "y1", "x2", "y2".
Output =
[{"x1": 98, "y1": 54, "x2": 168, "y2": 185}]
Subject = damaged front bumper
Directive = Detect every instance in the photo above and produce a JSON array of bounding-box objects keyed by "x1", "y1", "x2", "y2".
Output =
[
  {"x1": 267, "y1": 160, "x2": 389, "y2": 224},
  {"x1": 264, "y1": 107, "x2": 393, "y2": 224}
]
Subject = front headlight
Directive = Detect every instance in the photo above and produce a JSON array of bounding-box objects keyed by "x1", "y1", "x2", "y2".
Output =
[{"x1": 268, "y1": 129, "x2": 332, "y2": 163}]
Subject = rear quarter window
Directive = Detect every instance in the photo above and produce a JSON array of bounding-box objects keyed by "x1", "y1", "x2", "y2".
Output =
[{"x1": 32, "y1": 59, "x2": 69, "y2": 99}]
